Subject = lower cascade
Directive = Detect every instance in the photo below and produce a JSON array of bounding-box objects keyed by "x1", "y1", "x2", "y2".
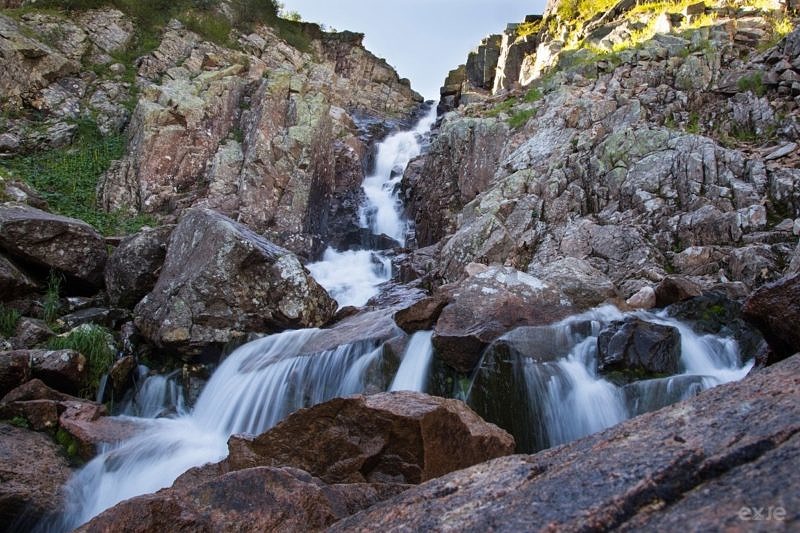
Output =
[{"x1": 47, "y1": 304, "x2": 752, "y2": 530}]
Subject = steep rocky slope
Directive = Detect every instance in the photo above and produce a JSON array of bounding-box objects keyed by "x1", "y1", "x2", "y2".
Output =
[{"x1": 405, "y1": 0, "x2": 800, "y2": 300}]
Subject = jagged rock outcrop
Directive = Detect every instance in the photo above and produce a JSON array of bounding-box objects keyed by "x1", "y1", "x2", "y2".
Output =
[
  {"x1": 432, "y1": 266, "x2": 573, "y2": 373},
  {"x1": 330, "y1": 353, "x2": 800, "y2": 531},
  {"x1": 134, "y1": 208, "x2": 337, "y2": 357},
  {"x1": 0, "y1": 203, "x2": 108, "y2": 288}
]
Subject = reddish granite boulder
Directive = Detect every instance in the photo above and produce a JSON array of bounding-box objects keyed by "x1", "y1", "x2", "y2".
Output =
[
  {"x1": 226, "y1": 391, "x2": 515, "y2": 484},
  {"x1": 743, "y1": 273, "x2": 800, "y2": 362}
]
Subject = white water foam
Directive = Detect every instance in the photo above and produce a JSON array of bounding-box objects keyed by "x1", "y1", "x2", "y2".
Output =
[{"x1": 390, "y1": 330, "x2": 434, "y2": 392}]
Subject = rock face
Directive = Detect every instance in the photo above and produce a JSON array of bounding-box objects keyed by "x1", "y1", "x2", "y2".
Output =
[
  {"x1": 0, "y1": 203, "x2": 107, "y2": 287},
  {"x1": 743, "y1": 273, "x2": 800, "y2": 361},
  {"x1": 134, "y1": 208, "x2": 337, "y2": 357},
  {"x1": 225, "y1": 391, "x2": 515, "y2": 484},
  {"x1": 597, "y1": 319, "x2": 681, "y2": 379},
  {"x1": 0, "y1": 423, "x2": 73, "y2": 530},
  {"x1": 104, "y1": 226, "x2": 172, "y2": 308},
  {"x1": 77, "y1": 466, "x2": 406, "y2": 533},
  {"x1": 330, "y1": 353, "x2": 800, "y2": 532},
  {"x1": 413, "y1": 4, "x2": 800, "y2": 302},
  {"x1": 432, "y1": 267, "x2": 572, "y2": 373}
]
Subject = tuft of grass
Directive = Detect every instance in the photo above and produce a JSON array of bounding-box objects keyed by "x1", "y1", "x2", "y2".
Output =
[
  {"x1": 9, "y1": 415, "x2": 31, "y2": 429},
  {"x1": 47, "y1": 324, "x2": 116, "y2": 398},
  {"x1": 737, "y1": 73, "x2": 766, "y2": 97},
  {"x1": 508, "y1": 108, "x2": 536, "y2": 129},
  {"x1": 0, "y1": 305, "x2": 21, "y2": 338},
  {"x1": 524, "y1": 87, "x2": 544, "y2": 103},
  {"x1": 486, "y1": 97, "x2": 518, "y2": 118},
  {"x1": 42, "y1": 271, "x2": 63, "y2": 326}
]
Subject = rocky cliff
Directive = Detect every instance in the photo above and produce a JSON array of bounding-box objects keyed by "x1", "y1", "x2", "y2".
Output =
[{"x1": 406, "y1": 0, "x2": 800, "y2": 300}]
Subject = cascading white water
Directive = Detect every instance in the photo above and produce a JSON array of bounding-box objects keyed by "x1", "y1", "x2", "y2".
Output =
[
  {"x1": 117, "y1": 366, "x2": 186, "y2": 418},
  {"x1": 472, "y1": 305, "x2": 754, "y2": 451},
  {"x1": 360, "y1": 107, "x2": 437, "y2": 244},
  {"x1": 51, "y1": 328, "x2": 384, "y2": 532},
  {"x1": 308, "y1": 105, "x2": 437, "y2": 308},
  {"x1": 390, "y1": 330, "x2": 434, "y2": 392}
]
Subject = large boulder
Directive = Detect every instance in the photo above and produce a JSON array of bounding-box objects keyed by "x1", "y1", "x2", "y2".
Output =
[
  {"x1": 77, "y1": 466, "x2": 407, "y2": 533},
  {"x1": 0, "y1": 253, "x2": 39, "y2": 299},
  {"x1": 0, "y1": 423, "x2": 73, "y2": 530},
  {"x1": 597, "y1": 319, "x2": 681, "y2": 380},
  {"x1": 0, "y1": 203, "x2": 107, "y2": 287},
  {"x1": 529, "y1": 257, "x2": 618, "y2": 310},
  {"x1": 432, "y1": 267, "x2": 573, "y2": 373},
  {"x1": 27, "y1": 349, "x2": 87, "y2": 396},
  {"x1": 742, "y1": 273, "x2": 800, "y2": 362},
  {"x1": 330, "y1": 354, "x2": 800, "y2": 531},
  {"x1": 134, "y1": 209, "x2": 337, "y2": 357},
  {"x1": 225, "y1": 391, "x2": 515, "y2": 485},
  {"x1": 104, "y1": 226, "x2": 172, "y2": 308},
  {"x1": 0, "y1": 351, "x2": 30, "y2": 397}
]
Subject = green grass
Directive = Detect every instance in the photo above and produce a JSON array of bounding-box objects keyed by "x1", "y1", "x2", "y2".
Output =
[
  {"x1": 179, "y1": 12, "x2": 234, "y2": 46},
  {"x1": 486, "y1": 97, "x2": 518, "y2": 118},
  {"x1": 0, "y1": 305, "x2": 21, "y2": 338},
  {"x1": 0, "y1": 120, "x2": 156, "y2": 235},
  {"x1": 508, "y1": 109, "x2": 536, "y2": 129},
  {"x1": 42, "y1": 271, "x2": 62, "y2": 326},
  {"x1": 47, "y1": 324, "x2": 116, "y2": 398},
  {"x1": 524, "y1": 87, "x2": 544, "y2": 103},
  {"x1": 737, "y1": 73, "x2": 766, "y2": 97}
]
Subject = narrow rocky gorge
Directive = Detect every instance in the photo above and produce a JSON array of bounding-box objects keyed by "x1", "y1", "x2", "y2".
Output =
[{"x1": 0, "y1": 0, "x2": 799, "y2": 531}]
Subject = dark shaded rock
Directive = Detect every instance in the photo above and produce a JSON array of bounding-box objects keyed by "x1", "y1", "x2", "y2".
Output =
[
  {"x1": 107, "y1": 355, "x2": 136, "y2": 397},
  {"x1": 104, "y1": 226, "x2": 172, "y2": 308},
  {"x1": 225, "y1": 391, "x2": 514, "y2": 485},
  {"x1": 0, "y1": 203, "x2": 107, "y2": 288},
  {"x1": 392, "y1": 294, "x2": 449, "y2": 333},
  {"x1": 666, "y1": 290, "x2": 763, "y2": 360},
  {"x1": 9, "y1": 317, "x2": 53, "y2": 350},
  {"x1": 28, "y1": 349, "x2": 87, "y2": 395},
  {"x1": 77, "y1": 466, "x2": 408, "y2": 533},
  {"x1": 331, "y1": 354, "x2": 800, "y2": 532},
  {"x1": 0, "y1": 253, "x2": 39, "y2": 300},
  {"x1": 0, "y1": 350, "x2": 30, "y2": 397},
  {"x1": 654, "y1": 275, "x2": 703, "y2": 308},
  {"x1": 742, "y1": 273, "x2": 800, "y2": 362},
  {"x1": 134, "y1": 209, "x2": 337, "y2": 358},
  {"x1": 597, "y1": 319, "x2": 681, "y2": 380},
  {"x1": 0, "y1": 423, "x2": 72, "y2": 531},
  {"x1": 432, "y1": 267, "x2": 572, "y2": 373},
  {"x1": 60, "y1": 307, "x2": 130, "y2": 330}
]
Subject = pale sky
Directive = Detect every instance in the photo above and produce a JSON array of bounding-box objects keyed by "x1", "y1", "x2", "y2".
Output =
[{"x1": 281, "y1": 0, "x2": 549, "y2": 100}]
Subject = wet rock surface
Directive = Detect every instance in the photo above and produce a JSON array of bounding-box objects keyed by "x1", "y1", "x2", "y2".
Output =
[
  {"x1": 331, "y1": 354, "x2": 800, "y2": 532},
  {"x1": 743, "y1": 273, "x2": 800, "y2": 362},
  {"x1": 597, "y1": 319, "x2": 682, "y2": 380}
]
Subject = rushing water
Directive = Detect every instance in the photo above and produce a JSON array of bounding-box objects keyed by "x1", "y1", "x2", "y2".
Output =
[
  {"x1": 308, "y1": 105, "x2": 437, "y2": 308},
  {"x1": 466, "y1": 305, "x2": 753, "y2": 452},
  {"x1": 390, "y1": 331, "x2": 434, "y2": 392}
]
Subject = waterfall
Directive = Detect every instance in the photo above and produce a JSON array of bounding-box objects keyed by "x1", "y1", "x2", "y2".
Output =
[
  {"x1": 467, "y1": 305, "x2": 754, "y2": 452},
  {"x1": 50, "y1": 328, "x2": 386, "y2": 532},
  {"x1": 117, "y1": 366, "x2": 186, "y2": 418},
  {"x1": 308, "y1": 104, "x2": 437, "y2": 308},
  {"x1": 390, "y1": 330, "x2": 434, "y2": 392}
]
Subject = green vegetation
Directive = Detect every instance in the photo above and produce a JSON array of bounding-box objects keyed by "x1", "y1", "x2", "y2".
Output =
[
  {"x1": 48, "y1": 324, "x2": 116, "y2": 397},
  {"x1": 508, "y1": 109, "x2": 536, "y2": 129},
  {"x1": 8, "y1": 416, "x2": 31, "y2": 429},
  {"x1": 55, "y1": 427, "x2": 81, "y2": 459},
  {"x1": 737, "y1": 73, "x2": 766, "y2": 97},
  {"x1": 0, "y1": 120, "x2": 155, "y2": 235},
  {"x1": 0, "y1": 305, "x2": 21, "y2": 338},
  {"x1": 524, "y1": 87, "x2": 544, "y2": 103},
  {"x1": 179, "y1": 11, "x2": 233, "y2": 46},
  {"x1": 42, "y1": 271, "x2": 62, "y2": 326},
  {"x1": 486, "y1": 97, "x2": 518, "y2": 118}
]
